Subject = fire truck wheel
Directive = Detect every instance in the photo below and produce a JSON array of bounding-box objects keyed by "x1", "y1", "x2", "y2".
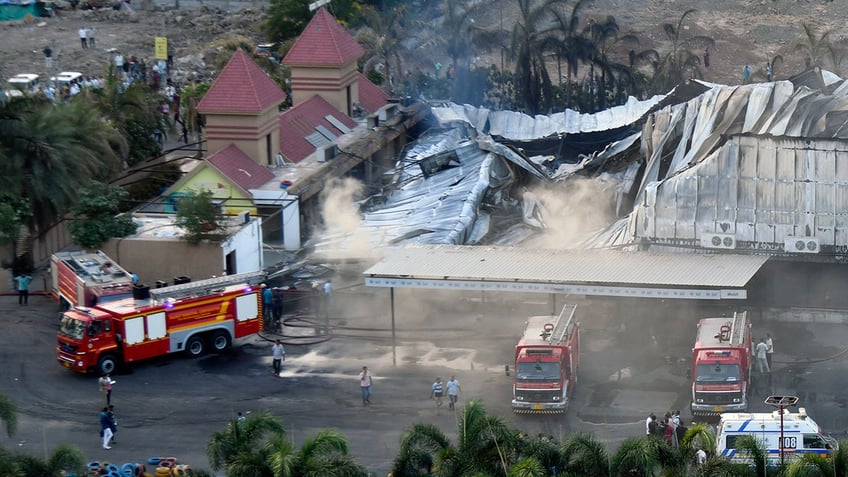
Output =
[
  {"x1": 98, "y1": 354, "x2": 118, "y2": 375},
  {"x1": 185, "y1": 335, "x2": 205, "y2": 357},
  {"x1": 210, "y1": 331, "x2": 231, "y2": 352}
]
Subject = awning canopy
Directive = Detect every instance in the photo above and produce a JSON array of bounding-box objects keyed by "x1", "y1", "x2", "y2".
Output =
[{"x1": 364, "y1": 245, "x2": 770, "y2": 300}]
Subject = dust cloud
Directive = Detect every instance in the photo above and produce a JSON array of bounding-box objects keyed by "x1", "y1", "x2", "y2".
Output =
[
  {"x1": 521, "y1": 177, "x2": 618, "y2": 249},
  {"x1": 313, "y1": 177, "x2": 378, "y2": 261}
]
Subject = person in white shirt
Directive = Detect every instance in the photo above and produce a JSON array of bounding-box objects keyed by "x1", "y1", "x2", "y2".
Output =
[
  {"x1": 446, "y1": 375, "x2": 461, "y2": 409},
  {"x1": 78, "y1": 27, "x2": 87, "y2": 49},
  {"x1": 271, "y1": 340, "x2": 285, "y2": 375},
  {"x1": 696, "y1": 447, "x2": 707, "y2": 464},
  {"x1": 755, "y1": 338, "x2": 770, "y2": 373},
  {"x1": 359, "y1": 366, "x2": 372, "y2": 405}
]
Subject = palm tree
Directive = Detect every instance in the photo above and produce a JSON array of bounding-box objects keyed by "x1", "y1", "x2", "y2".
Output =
[
  {"x1": 208, "y1": 411, "x2": 366, "y2": 477},
  {"x1": 0, "y1": 97, "x2": 122, "y2": 245},
  {"x1": 207, "y1": 410, "x2": 285, "y2": 476},
  {"x1": 648, "y1": 9, "x2": 715, "y2": 94},
  {"x1": 356, "y1": 4, "x2": 409, "y2": 94},
  {"x1": 548, "y1": 0, "x2": 594, "y2": 83},
  {"x1": 0, "y1": 444, "x2": 85, "y2": 477},
  {"x1": 80, "y1": 67, "x2": 154, "y2": 167},
  {"x1": 784, "y1": 439, "x2": 848, "y2": 477},
  {"x1": 609, "y1": 436, "x2": 675, "y2": 477},
  {"x1": 286, "y1": 429, "x2": 367, "y2": 476},
  {"x1": 561, "y1": 432, "x2": 610, "y2": 477},
  {"x1": 0, "y1": 394, "x2": 18, "y2": 438},
  {"x1": 391, "y1": 400, "x2": 519, "y2": 476},
  {"x1": 510, "y1": 0, "x2": 559, "y2": 114}
]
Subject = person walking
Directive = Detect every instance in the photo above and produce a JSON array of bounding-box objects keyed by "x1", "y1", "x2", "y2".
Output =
[
  {"x1": 99, "y1": 373, "x2": 114, "y2": 406},
  {"x1": 742, "y1": 64, "x2": 752, "y2": 84},
  {"x1": 446, "y1": 375, "x2": 461, "y2": 409},
  {"x1": 359, "y1": 366, "x2": 372, "y2": 405},
  {"x1": 261, "y1": 284, "x2": 273, "y2": 325},
  {"x1": 703, "y1": 48, "x2": 710, "y2": 68},
  {"x1": 755, "y1": 338, "x2": 770, "y2": 373},
  {"x1": 766, "y1": 333, "x2": 774, "y2": 369},
  {"x1": 646, "y1": 413, "x2": 658, "y2": 435},
  {"x1": 43, "y1": 46, "x2": 52, "y2": 69},
  {"x1": 99, "y1": 407, "x2": 113, "y2": 449},
  {"x1": 87, "y1": 27, "x2": 96, "y2": 49},
  {"x1": 271, "y1": 340, "x2": 285, "y2": 376},
  {"x1": 431, "y1": 377, "x2": 444, "y2": 408},
  {"x1": 766, "y1": 62, "x2": 773, "y2": 81},
  {"x1": 106, "y1": 405, "x2": 118, "y2": 445},
  {"x1": 78, "y1": 27, "x2": 88, "y2": 49},
  {"x1": 14, "y1": 273, "x2": 32, "y2": 305}
]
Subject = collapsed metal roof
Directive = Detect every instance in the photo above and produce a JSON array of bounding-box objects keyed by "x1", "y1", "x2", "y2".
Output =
[
  {"x1": 317, "y1": 70, "x2": 848, "y2": 263},
  {"x1": 589, "y1": 76, "x2": 848, "y2": 258}
]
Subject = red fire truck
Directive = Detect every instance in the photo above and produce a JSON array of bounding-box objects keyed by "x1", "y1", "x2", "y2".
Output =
[
  {"x1": 57, "y1": 271, "x2": 265, "y2": 375},
  {"x1": 51, "y1": 251, "x2": 135, "y2": 309},
  {"x1": 512, "y1": 304, "x2": 579, "y2": 414},
  {"x1": 690, "y1": 311, "x2": 752, "y2": 416}
]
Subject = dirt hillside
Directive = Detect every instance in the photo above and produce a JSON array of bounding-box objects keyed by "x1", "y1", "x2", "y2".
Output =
[{"x1": 1, "y1": 0, "x2": 846, "y2": 93}]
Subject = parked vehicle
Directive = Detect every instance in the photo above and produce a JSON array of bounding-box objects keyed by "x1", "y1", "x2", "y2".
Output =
[
  {"x1": 6, "y1": 73, "x2": 40, "y2": 97},
  {"x1": 50, "y1": 71, "x2": 83, "y2": 86},
  {"x1": 690, "y1": 311, "x2": 752, "y2": 416},
  {"x1": 57, "y1": 271, "x2": 265, "y2": 375},
  {"x1": 511, "y1": 304, "x2": 579, "y2": 414},
  {"x1": 717, "y1": 409, "x2": 836, "y2": 465}
]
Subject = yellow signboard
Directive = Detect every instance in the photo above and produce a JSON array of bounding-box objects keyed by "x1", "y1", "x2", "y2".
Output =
[{"x1": 155, "y1": 37, "x2": 168, "y2": 60}]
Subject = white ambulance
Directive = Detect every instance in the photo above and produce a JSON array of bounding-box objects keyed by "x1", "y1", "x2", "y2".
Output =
[{"x1": 717, "y1": 409, "x2": 836, "y2": 465}]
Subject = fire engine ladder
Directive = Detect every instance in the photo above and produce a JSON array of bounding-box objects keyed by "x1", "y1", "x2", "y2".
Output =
[
  {"x1": 548, "y1": 304, "x2": 578, "y2": 345},
  {"x1": 149, "y1": 271, "x2": 267, "y2": 302},
  {"x1": 729, "y1": 311, "x2": 748, "y2": 346}
]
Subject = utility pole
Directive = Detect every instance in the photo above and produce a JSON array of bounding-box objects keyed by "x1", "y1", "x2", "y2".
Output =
[{"x1": 765, "y1": 395, "x2": 799, "y2": 467}]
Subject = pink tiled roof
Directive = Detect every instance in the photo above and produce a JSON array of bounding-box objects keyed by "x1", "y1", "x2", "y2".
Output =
[
  {"x1": 207, "y1": 144, "x2": 276, "y2": 190},
  {"x1": 279, "y1": 95, "x2": 357, "y2": 163},
  {"x1": 197, "y1": 49, "x2": 287, "y2": 113},
  {"x1": 283, "y1": 7, "x2": 364, "y2": 67},
  {"x1": 356, "y1": 73, "x2": 390, "y2": 114}
]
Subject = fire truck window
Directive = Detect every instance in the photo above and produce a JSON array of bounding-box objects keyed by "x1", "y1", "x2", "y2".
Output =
[
  {"x1": 88, "y1": 321, "x2": 102, "y2": 336},
  {"x1": 103, "y1": 320, "x2": 111, "y2": 332}
]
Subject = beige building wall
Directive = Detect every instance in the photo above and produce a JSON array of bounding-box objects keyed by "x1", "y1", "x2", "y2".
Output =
[
  {"x1": 204, "y1": 108, "x2": 281, "y2": 166},
  {"x1": 289, "y1": 63, "x2": 360, "y2": 115},
  {"x1": 101, "y1": 238, "x2": 222, "y2": 287}
]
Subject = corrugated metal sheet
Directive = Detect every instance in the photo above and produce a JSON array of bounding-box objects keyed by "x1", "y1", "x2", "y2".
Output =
[
  {"x1": 595, "y1": 78, "x2": 848, "y2": 253},
  {"x1": 364, "y1": 245, "x2": 769, "y2": 288},
  {"x1": 431, "y1": 95, "x2": 665, "y2": 139}
]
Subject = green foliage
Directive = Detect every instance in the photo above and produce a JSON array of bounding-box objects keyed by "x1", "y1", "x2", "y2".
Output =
[
  {"x1": 68, "y1": 181, "x2": 138, "y2": 249},
  {"x1": 0, "y1": 393, "x2": 18, "y2": 437},
  {"x1": 0, "y1": 96, "x2": 124, "y2": 232},
  {"x1": 45, "y1": 445, "x2": 86, "y2": 477},
  {"x1": 365, "y1": 68, "x2": 384, "y2": 86},
  {"x1": 207, "y1": 411, "x2": 366, "y2": 477},
  {"x1": 0, "y1": 194, "x2": 31, "y2": 246},
  {"x1": 124, "y1": 117, "x2": 162, "y2": 167},
  {"x1": 175, "y1": 190, "x2": 224, "y2": 245},
  {"x1": 264, "y1": 0, "x2": 360, "y2": 44},
  {"x1": 264, "y1": 0, "x2": 311, "y2": 42},
  {"x1": 122, "y1": 161, "x2": 183, "y2": 210}
]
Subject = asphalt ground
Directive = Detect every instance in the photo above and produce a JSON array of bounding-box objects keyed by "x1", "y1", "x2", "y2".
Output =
[{"x1": 2, "y1": 280, "x2": 848, "y2": 476}]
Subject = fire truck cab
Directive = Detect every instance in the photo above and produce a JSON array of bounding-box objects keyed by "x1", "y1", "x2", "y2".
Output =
[
  {"x1": 512, "y1": 304, "x2": 579, "y2": 414},
  {"x1": 57, "y1": 271, "x2": 264, "y2": 375}
]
